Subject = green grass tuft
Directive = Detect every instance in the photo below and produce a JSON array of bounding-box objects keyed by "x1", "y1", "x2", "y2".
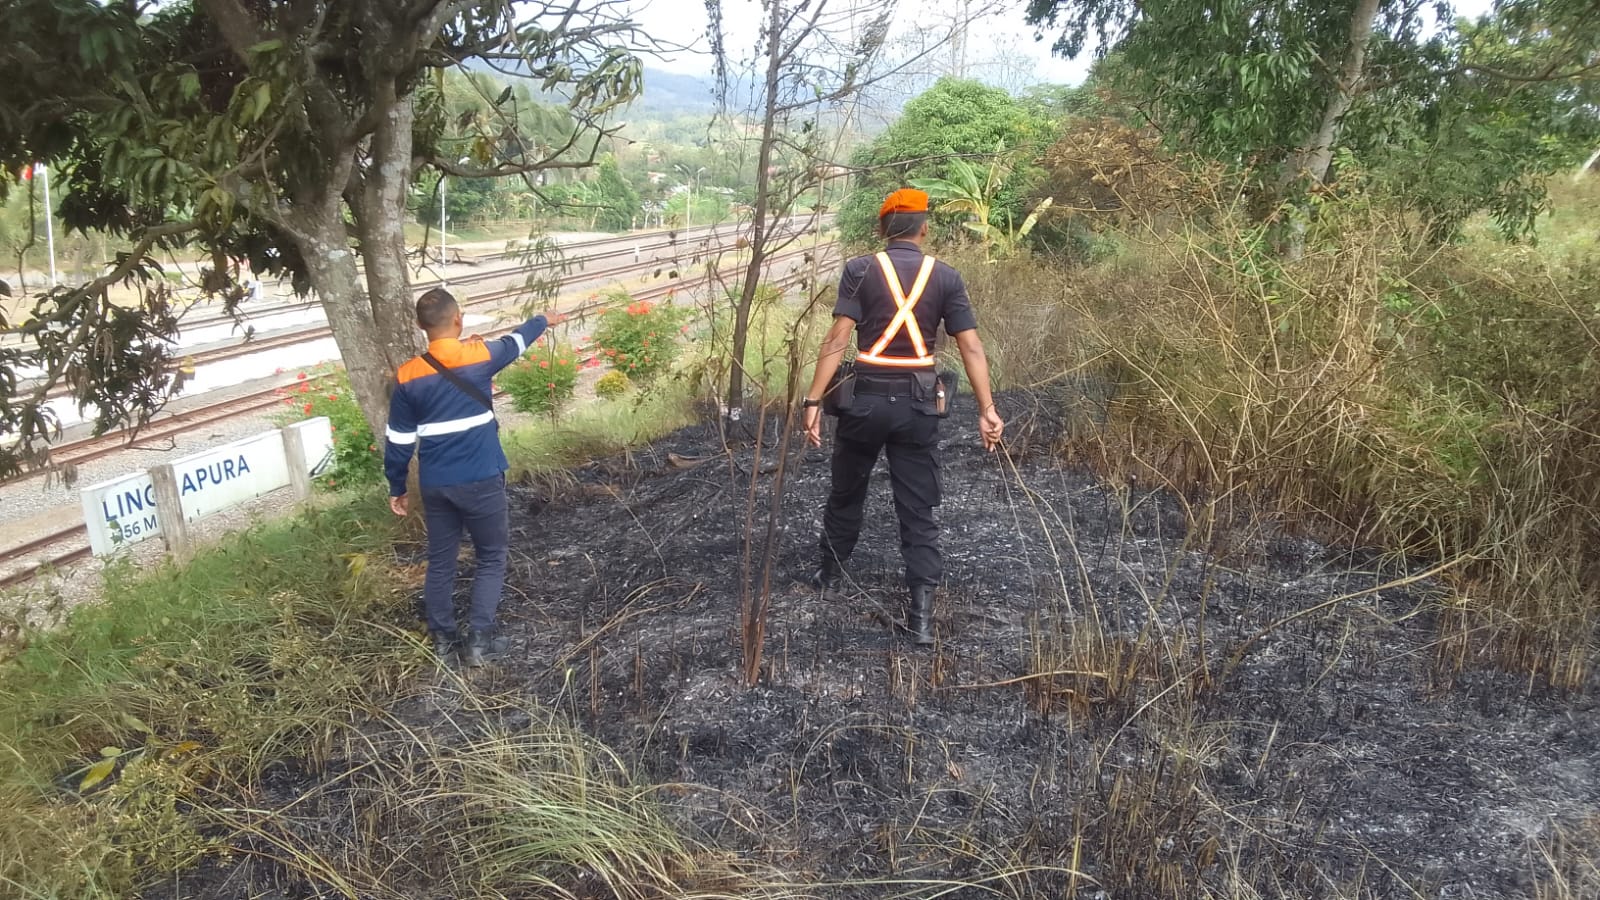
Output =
[
  {"x1": 503, "y1": 385, "x2": 699, "y2": 482},
  {"x1": 0, "y1": 491, "x2": 418, "y2": 897}
]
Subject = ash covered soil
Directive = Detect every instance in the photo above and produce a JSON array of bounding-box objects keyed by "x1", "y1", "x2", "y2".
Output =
[
  {"x1": 465, "y1": 393, "x2": 1600, "y2": 897},
  {"x1": 171, "y1": 393, "x2": 1600, "y2": 898}
]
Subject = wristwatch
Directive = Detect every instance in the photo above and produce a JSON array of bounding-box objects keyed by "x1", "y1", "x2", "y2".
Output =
[{"x1": 801, "y1": 397, "x2": 821, "y2": 409}]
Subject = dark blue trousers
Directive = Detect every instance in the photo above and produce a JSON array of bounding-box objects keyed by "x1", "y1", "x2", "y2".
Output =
[{"x1": 420, "y1": 473, "x2": 509, "y2": 636}]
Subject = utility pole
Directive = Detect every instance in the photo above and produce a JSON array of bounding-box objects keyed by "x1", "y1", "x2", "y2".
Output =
[
  {"x1": 39, "y1": 164, "x2": 57, "y2": 287},
  {"x1": 1577, "y1": 147, "x2": 1600, "y2": 183},
  {"x1": 674, "y1": 163, "x2": 706, "y2": 231},
  {"x1": 439, "y1": 172, "x2": 447, "y2": 286}
]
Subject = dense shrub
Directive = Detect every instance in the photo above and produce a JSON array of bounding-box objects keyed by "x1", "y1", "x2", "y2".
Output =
[
  {"x1": 592, "y1": 297, "x2": 687, "y2": 383},
  {"x1": 497, "y1": 342, "x2": 579, "y2": 415},
  {"x1": 273, "y1": 365, "x2": 381, "y2": 490}
]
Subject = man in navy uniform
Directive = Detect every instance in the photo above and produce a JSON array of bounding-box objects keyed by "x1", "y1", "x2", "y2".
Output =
[
  {"x1": 801, "y1": 188, "x2": 1005, "y2": 645},
  {"x1": 385, "y1": 288, "x2": 548, "y2": 667}
]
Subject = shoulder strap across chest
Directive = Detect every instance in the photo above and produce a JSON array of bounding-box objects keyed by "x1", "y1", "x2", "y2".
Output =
[{"x1": 421, "y1": 351, "x2": 494, "y2": 411}]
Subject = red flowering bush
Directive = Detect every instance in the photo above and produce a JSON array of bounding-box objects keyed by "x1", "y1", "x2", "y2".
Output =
[
  {"x1": 592, "y1": 296, "x2": 688, "y2": 383},
  {"x1": 497, "y1": 341, "x2": 579, "y2": 416},
  {"x1": 273, "y1": 365, "x2": 381, "y2": 490}
]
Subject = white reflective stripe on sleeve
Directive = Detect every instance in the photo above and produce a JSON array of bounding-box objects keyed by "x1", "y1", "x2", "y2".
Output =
[
  {"x1": 385, "y1": 426, "x2": 418, "y2": 445},
  {"x1": 512, "y1": 332, "x2": 527, "y2": 355},
  {"x1": 415, "y1": 410, "x2": 496, "y2": 437}
]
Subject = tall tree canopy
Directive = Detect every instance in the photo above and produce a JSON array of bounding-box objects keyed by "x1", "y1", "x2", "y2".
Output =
[
  {"x1": 590, "y1": 154, "x2": 640, "y2": 231},
  {"x1": 0, "y1": 0, "x2": 642, "y2": 475},
  {"x1": 1022, "y1": 0, "x2": 1600, "y2": 240},
  {"x1": 837, "y1": 78, "x2": 1046, "y2": 246}
]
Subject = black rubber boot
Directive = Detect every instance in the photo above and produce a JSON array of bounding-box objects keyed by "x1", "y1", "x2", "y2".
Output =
[
  {"x1": 810, "y1": 555, "x2": 845, "y2": 596},
  {"x1": 431, "y1": 631, "x2": 460, "y2": 662},
  {"x1": 463, "y1": 629, "x2": 510, "y2": 668},
  {"x1": 903, "y1": 585, "x2": 936, "y2": 646}
]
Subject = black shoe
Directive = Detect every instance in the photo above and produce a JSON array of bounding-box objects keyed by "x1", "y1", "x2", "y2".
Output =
[
  {"x1": 463, "y1": 629, "x2": 510, "y2": 668},
  {"x1": 810, "y1": 555, "x2": 844, "y2": 595},
  {"x1": 431, "y1": 631, "x2": 460, "y2": 661},
  {"x1": 902, "y1": 585, "x2": 936, "y2": 646}
]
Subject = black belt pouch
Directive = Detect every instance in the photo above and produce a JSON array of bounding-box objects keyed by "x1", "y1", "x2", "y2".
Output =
[
  {"x1": 823, "y1": 361, "x2": 856, "y2": 417},
  {"x1": 911, "y1": 370, "x2": 956, "y2": 418}
]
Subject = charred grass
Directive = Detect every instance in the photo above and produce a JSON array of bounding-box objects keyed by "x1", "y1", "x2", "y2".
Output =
[
  {"x1": 0, "y1": 494, "x2": 762, "y2": 899},
  {"x1": 8, "y1": 180, "x2": 1600, "y2": 896},
  {"x1": 5, "y1": 393, "x2": 1598, "y2": 897},
  {"x1": 436, "y1": 393, "x2": 1596, "y2": 898}
]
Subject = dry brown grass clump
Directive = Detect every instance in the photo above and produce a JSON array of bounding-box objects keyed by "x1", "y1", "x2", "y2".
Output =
[{"x1": 957, "y1": 157, "x2": 1600, "y2": 689}]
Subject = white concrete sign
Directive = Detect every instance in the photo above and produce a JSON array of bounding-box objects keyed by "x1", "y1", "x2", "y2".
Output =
[{"x1": 79, "y1": 417, "x2": 335, "y2": 555}]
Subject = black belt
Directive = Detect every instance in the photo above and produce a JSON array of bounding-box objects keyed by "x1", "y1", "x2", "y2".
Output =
[{"x1": 854, "y1": 373, "x2": 922, "y2": 395}]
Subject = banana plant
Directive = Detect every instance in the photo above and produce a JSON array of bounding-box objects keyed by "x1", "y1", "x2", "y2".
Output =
[{"x1": 911, "y1": 142, "x2": 1049, "y2": 259}]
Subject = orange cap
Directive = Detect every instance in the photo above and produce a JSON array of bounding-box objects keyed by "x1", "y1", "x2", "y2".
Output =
[{"x1": 879, "y1": 188, "x2": 929, "y2": 218}]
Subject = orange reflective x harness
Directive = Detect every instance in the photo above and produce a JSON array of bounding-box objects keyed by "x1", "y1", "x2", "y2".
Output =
[{"x1": 856, "y1": 252, "x2": 938, "y2": 368}]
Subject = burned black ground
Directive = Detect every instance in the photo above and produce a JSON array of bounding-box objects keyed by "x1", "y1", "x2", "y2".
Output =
[{"x1": 150, "y1": 393, "x2": 1600, "y2": 898}]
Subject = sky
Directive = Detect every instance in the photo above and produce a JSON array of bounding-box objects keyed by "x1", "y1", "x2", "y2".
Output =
[
  {"x1": 625, "y1": 0, "x2": 1501, "y2": 90},
  {"x1": 627, "y1": 0, "x2": 1096, "y2": 87}
]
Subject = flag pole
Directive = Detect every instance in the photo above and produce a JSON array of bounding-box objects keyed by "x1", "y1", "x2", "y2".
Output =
[{"x1": 39, "y1": 164, "x2": 57, "y2": 287}]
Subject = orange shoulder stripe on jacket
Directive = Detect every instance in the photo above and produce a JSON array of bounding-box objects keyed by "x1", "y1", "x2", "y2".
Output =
[{"x1": 396, "y1": 338, "x2": 493, "y2": 384}]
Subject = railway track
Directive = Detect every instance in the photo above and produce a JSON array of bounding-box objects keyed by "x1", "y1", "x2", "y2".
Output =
[
  {"x1": 29, "y1": 218, "x2": 829, "y2": 404},
  {"x1": 0, "y1": 526, "x2": 91, "y2": 589},
  {"x1": 161, "y1": 216, "x2": 824, "y2": 335},
  {"x1": 170, "y1": 225, "x2": 823, "y2": 372},
  {"x1": 0, "y1": 242, "x2": 837, "y2": 588},
  {"x1": 21, "y1": 237, "x2": 836, "y2": 483},
  {"x1": 35, "y1": 384, "x2": 296, "y2": 477}
]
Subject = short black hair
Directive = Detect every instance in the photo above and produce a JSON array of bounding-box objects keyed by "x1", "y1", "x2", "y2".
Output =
[
  {"x1": 416, "y1": 288, "x2": 459, "y2": 330},
  {"x1": 880, "y1": 211, "x2": 927, "y2": 240}
]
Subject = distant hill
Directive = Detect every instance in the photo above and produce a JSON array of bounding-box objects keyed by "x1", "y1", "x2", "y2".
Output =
[
  {"x1": 635, "y1": 68, "x2": 721, "y2": 118},
  {"x1": 456, "y1": 62, "x2": 721, "y2": 119}
]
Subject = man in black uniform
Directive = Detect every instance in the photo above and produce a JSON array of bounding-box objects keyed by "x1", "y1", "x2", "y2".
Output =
[{"x1": 801, "y1": 188, "x2": 1005, "y2": 645}]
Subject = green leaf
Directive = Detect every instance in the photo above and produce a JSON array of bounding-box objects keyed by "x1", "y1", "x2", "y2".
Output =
[
  {"x1": 248, "y1": 39, "x2": 283, "y2": 55},
  {"x1": 100, "y1": 746, "x2": 123, "y2": 758},
  {"x1": 80, "y1": 758, "x2": 116, "y2": 791},
  {"x1": 121, "y1": 714, "x2": 154, "y2": 735},
  {"x1": 253, "y1": 83, "x2": 272, "y2": 120},
  {"x1": 78, "y1": 32, "x2": 100, "y2": 68}
]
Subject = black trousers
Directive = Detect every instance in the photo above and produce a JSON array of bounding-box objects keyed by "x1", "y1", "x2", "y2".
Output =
[{"x1": 820, "y1": 391, "x2": 942, "y2": 588}]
